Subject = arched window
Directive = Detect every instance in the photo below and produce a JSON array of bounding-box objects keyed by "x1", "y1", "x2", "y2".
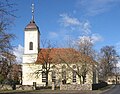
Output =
[
  {"x1": 62, "y1": 65, "x2": 66, "y2": 81},
  {"x1": 42, "y1": 71, "x2": 46, "y2": 82},
  {"x1": 72, "y1": 65, "x2": 76, "y2": 83},
  {"x1": 73, "y1": 71, "x2": 76, "y2": 83},
  {"x1": 52, "y1": 71, "x2": 56, "y2": 82},
  {"x1": 29, "y1": 42, "x2": 33, "y2": 50}
]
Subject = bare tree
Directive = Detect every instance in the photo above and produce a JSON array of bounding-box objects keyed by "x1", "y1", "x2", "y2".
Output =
[
  {"x1": 74, "y1": 36, "x2": 97, "y2": 84},
  {"x1": 0, "y1": 0, "x2": 16, "y2": 59},
  {"x1": 99, "y1": 46, "x2": 119, "y2": 81},
  {"x1": 55, "y1": 48, "x2": 95, "y2": 84},
  {"x1": 48, "y1": 36, "x2": 97, "y2": 84},
  {"x1": 0, "y1": 0, "x2": 16, "y2": 83},
  {"x1": 75, "y1": 36, "x2": 95, "y2": 58},
  {"x1": 35, "y1": 40, "x2": 54, "y2": 87}
]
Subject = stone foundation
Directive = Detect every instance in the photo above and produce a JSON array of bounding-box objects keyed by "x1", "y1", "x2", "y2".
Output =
[
  {"x1": 0, "y1": 85, "x2": 13, "y2": 90},
  {"x1": 60, "y1": 84, "x2": 92, "y2": 90},
  {"x1": 0, "y1": 85, "x2": 34, "y2": 90},
  {"x1": 16, "y1": 85, "x2": 34, "y2": 90}
]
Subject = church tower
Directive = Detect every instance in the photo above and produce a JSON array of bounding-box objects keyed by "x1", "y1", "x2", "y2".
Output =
[
  {"x1": 22, "y1": 3, "x2": 42, "y2": 85},
  {"x1": 23, "y1": 3, "x2": 40, "y2": 63}
]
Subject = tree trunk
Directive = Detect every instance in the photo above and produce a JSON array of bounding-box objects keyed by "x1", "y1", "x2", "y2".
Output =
[
  {"x1": 46, "y1": 72, "x2": 48, "y2": 87},
  {"x1": 79, "y1": 76, "x2": 82, "y2": 84},
  {"x1": 82, "y1": 76, "x2": 86, "y2": 84}
]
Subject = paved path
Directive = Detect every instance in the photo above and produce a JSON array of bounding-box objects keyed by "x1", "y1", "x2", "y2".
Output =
[
  {"x1": 101, "y1": 85, "x2": 120, "y2": 94},
  {"x1": 0, "y1": 90, "x2": 100, "y2": 94}
]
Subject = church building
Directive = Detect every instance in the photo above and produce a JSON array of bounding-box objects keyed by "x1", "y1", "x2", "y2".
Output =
[{"x1": 22, "y1": 3, "x2": 98, "y2": 87}]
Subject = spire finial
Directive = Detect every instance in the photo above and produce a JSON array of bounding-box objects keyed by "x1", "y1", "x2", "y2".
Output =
[{"x1": 31, "y1": 2, "x2": 34, "y2": 21}]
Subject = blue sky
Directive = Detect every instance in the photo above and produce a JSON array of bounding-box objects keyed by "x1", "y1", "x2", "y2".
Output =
[{"x1": 10, "y1": 0, "x2": 120, "y2": 55}]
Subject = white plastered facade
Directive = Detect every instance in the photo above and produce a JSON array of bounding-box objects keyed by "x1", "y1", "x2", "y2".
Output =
[{"x1": 22, "y1": 22, "x2": 40, "y2": 85}]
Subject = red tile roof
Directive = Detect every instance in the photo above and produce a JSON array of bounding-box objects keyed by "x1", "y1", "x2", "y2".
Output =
[{"x1": 36, "y1": 48, "x2": 95, "y2": 64}]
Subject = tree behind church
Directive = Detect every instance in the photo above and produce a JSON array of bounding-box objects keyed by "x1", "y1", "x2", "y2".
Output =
[
  {"x1": 99, "y1": 45, "x2": 119, "y2": 81},
  {"x1": 75, "y1": 36, "x2": 97, "y2": 83},
  {"x1": 56, "y1": 48, "x2": 94, "y2": 84},
  {"x1": 55, "y1": 36, "x2": 97, "y2": 84}
]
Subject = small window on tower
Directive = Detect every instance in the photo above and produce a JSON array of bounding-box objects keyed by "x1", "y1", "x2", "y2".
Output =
[{"x1": 29, "y1": 42, "x2": 33, "y2": 50}]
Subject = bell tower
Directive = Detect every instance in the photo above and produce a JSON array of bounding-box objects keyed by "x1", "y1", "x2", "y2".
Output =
[{"x1": 23, "y1": 3, "x2": 40, "y2": 63}]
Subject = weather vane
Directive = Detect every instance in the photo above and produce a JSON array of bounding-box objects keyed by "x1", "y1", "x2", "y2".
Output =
[{"x1": 31, "y1": 2, "x2": 34, "y2": 21}]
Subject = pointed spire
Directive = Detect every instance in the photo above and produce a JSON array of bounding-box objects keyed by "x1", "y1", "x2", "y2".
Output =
[{"x1": 31, "y1": 3, "x2": 34, "y2": 21}]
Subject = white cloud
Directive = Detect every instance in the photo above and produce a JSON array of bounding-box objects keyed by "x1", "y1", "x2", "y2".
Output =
[
  {"x1": 13, "y1": 44, "x2": 24, "y2": 63},
  {"x1": 91, "y1": 34, "x2": 103, "y2": 43},
  {"x1": 78, "y1": 34, "x2": 103, "y2": 44},
  {"x1": 78, "y1": 36, "x2": 91, "y2": 42},
  {"x1": 59, "y1": 13, "x2": 91, "y2": 35},
  {"x1": 77, "y1": 0, "x2": 120, "y2": 16},
  {"x1": 55, "y1": 13, "x2": 104, "y2": 47},
  {"x1": 59, "y1": 13, "x2": 80, "y2": 27},
  {"x1": 57, "y1": 13, "x2": 104, "y2": 47},
  {"x1": 49, "y1": 32, "x2": 58, "y2": 38}
]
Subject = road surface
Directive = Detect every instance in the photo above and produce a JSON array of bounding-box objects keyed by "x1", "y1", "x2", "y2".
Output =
[{"x1": 101, "y1": 85, "x2": 120, "y2": 94}]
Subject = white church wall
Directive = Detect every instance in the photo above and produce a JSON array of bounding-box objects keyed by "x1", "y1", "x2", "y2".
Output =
[
  {"x1": 24, "y1": 30, "x2": 39, "y2": 54},
  {"x1": 22, "y1": 63, "x2": 97, "y2": 86},
  {"x1": 23, "y1": 54, "x2": 38, "y2": 63},
  {"x1": 22, "y1": 63, "x2": 45, "y2": 86}
]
